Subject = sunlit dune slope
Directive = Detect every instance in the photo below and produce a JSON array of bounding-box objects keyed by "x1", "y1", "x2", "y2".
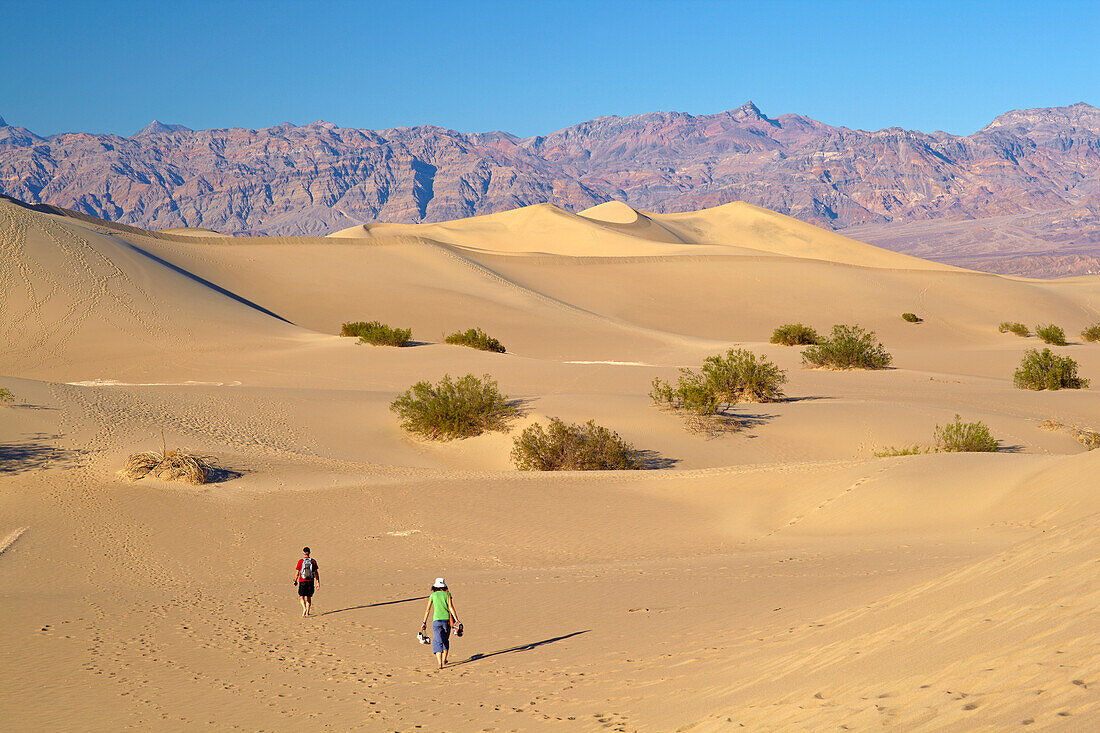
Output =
[
  {"x1": 3, "y1": 196, "x2": 1099, "y2": 382},
  {"x1": 0, "y1": 197, "x2": 302, "y2": 378},
  {"x1": 168, "y1": 201, "x2": 1098, "y2": 353},
  {"x1": 331, "y1": 199, "x2": 960, "y2": 270}
]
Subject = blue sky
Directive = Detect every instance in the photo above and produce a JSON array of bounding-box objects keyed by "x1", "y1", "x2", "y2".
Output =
[{"x1": 1, "y1": 0, "x2": 1095, "y2": 137}]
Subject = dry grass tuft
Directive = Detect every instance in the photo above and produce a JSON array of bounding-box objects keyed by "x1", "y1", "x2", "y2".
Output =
[
  {"x1": 120, "y1": 446, "x2": 213, "y2": 484},
  {"x1": 1076, "y1": 431, "x2": 1100, "y2": 450},
  {"x1": 1039, "y1": 419, "x2": 1100, "y2": 450}
]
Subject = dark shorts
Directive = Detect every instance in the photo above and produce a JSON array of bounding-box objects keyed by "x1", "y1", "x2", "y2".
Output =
[
  {"x1": 297, "y1": 580, "x2": 315, "y2": 598},
  {"x1": 432, "y1": 619, "x2": 450, "y2": 652}
]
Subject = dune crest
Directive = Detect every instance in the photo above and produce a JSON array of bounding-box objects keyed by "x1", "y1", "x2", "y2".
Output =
[
  {"x1": 331, "y1": 199, "x2": 960, "y2": 267},
  {"x1": 578, "y1": 200, "x2": 642, "y2": 223}
]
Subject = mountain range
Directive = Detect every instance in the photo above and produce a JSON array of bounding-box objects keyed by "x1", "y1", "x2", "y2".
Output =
[{"x1": 2, "y1": 102, "x2": 1098, "y2": 276}]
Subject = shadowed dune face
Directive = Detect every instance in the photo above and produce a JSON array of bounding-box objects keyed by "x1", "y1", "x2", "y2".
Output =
[{"x1": 0, "y1": 198, "x2": 1098, "y2": 730}]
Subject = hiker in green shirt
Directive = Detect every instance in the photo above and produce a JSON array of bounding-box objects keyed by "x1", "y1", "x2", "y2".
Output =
[{"x1": 421, "y1": 577, "x2": 461, "y2": 669}]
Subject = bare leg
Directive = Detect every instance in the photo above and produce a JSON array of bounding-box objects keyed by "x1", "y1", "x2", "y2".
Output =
[
  {"x1": 435, "y1": 651, "x2": 444, "y2": 669},
  {"x1": 442, "y1": 647, "x2": 449, "y2": 666},
  {"x1": 304, "y1": 597, "x2": 312, "y2": 616},
  {"x1": 299, "y1": 595, "x2": 307, "y2": 616}
]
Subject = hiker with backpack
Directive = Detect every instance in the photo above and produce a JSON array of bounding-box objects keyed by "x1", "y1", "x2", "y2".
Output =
[{"x1": 293, "y1": 547, "x2": 320, "y2": 616}]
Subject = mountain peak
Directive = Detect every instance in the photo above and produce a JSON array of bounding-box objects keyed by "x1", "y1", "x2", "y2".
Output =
[
  {"x1": 133, "y1": 120, "x2": 192, "y2": 137},
  {"x1": 733, "y1": 101, "x2": 763, "y2": 118},
  {"x1": 729, "y1": 100, "x2": 780, "y2": 127},
  {"x1": 0, "y1": 114, "x2": 7, "y2": 127}
]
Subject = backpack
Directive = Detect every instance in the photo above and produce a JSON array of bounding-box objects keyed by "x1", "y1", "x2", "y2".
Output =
[{"x1": 299, "y1": 558, "x2": 313, "y2": 580}]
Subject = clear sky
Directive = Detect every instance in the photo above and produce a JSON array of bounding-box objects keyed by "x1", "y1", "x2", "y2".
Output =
[{"x1": 1, "y1": 0, "x2": 1096, "y2": 138}]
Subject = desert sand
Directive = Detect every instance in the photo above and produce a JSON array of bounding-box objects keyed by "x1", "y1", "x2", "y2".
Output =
[{"x1": 1, "y1": 194, "x2": 1098, "y2": 730}]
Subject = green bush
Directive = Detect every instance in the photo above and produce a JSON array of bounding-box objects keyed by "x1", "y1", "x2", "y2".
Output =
[
  {"x1": 802, "y1": 324, "x2": 892, "y2": 370},
  {"x1": 512, "y1": 418, "x2": 644, "y2": 470},
  {"x1": 650, "y1": 373, "x2": 722, "y2": 417},
  {"x1": 390, "y1": 373, "x2": 517, "y2": 439},
  {"x1": 1081, "y1": 324, "x2": 1100, "y2": 343},
  {"x1": 1013, "y1": 348, "x2": 1089, "y2": 390},
  {"x1": 702, "y1": 349, "x2": 788, "y2": 403},
  {"x1": 444, "y1": 327, "x2": 506, "y2": 353},
  {"x1": 650, "y1": 348, "x2": 787, "y2": 418},
  {"x1": 901, "y1": 312, "x2": 921, "y2": 323},
  {"x1": 1035, "y1": 324, "x2": 1067, "y2": 346},
  {"x1": 770, "y1": 323, "x2": 820, "y2": 346},
  {"x1": 999, "y1": 322, "x2": 1030, "y2": 337},
  {"x1": 934, "y1": 414, "x2": 999, "y2": 452},
  {"x1": 341, "y1": 321, "x2": 412, "y2": 346},
  {"x1": 0, "y1": 388, "x2": 12, "y2": 405}
]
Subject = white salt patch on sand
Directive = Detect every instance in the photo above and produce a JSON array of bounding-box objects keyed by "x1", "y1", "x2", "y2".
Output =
[
  {"x1": 67, "y1": 380, "x2": 241, "y2": 387},
  {"x1": 563, "y1": 360, "x2": 653, "y2": 366},
  {"x1": 386, "y1": 530, "x2": 421, "y2": 537}
]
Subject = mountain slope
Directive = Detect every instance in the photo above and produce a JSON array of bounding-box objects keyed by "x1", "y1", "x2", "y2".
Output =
[{"x1": 1, "y1": 103, "x2": 1099, "y2": 275}]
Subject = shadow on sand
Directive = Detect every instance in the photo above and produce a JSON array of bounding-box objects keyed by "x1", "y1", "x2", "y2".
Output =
[
  {"x1": 637, "y1": 450, "x2": 678, "y2": 469},
  {"x1": 319, "y1": 596, "x2": 429, "y2": 617},
  {"x1": 0, "y1": 435, "x2": 84, "y2": 474},
  {"x1": 123, "y1": 242, "x2": 294, "y2": 324},
  {"x1": 450, "y1": 630, "x2": 590, "y2": 667},
  {"x1": 205, "y1": 466, "x2": 245, "y2": 484}
]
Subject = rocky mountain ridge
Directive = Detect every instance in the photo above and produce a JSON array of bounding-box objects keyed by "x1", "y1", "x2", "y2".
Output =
[{"x1": 1, "y1": 102, "x2": 1098, "y2": 274}]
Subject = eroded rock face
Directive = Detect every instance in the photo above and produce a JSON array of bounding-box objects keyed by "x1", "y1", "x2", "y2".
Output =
[{"x1": 1, "y1": 102, "x2": 1098, "y2": 246}]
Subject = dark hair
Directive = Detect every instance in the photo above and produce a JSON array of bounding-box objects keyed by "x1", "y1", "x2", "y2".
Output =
[
  {"x1": 431, "y1": 584, "x2": 447, "y2": 591},
  {"x1": 303, "y1": 547, "x2": 310, "y2": 554}
]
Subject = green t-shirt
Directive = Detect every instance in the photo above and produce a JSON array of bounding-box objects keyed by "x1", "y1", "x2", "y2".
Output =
[{"x1": 430, "y1": 590, "x2": 451, "y2": 620}]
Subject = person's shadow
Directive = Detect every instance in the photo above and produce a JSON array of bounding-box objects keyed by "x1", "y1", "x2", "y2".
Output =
[
  {"x1": 318, "y1": 596, "x2": 428, "y2": 616},
  {"x1": 450, "y1": 630, "x2": 590, "y2": 667}
]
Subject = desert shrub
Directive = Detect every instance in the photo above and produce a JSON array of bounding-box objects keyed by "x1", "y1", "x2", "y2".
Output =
[
  {"x1": 876, "y1": 415, "x2": 998, "y2": 456},
  {"x1": 770, "y1": 323, "x2": 820, "y2": 346},
  {"x1": 934, "y1": 414, "x2": 999, "y2": 452},
  {"x1": 802, "y1": 324, "x2": 892, "y2": 370},
  {"x1": 901, "y1": 312, "x2": 921, "y2": 323},
  {"x1": 1013, "y1": 348, "x2": 1089, "y2": 390},
  {"x1": 341, "y1": 321, "x2": 412, "y2": 346},
  {"x1": 702, "y1": 349, "x2": 787, "y2": 403},
  {"x1": 999, "y1": 322, "x2": 1030, "y2": 337},
  {"x1": 390, "y1": 373, "x2": 517, "y2": 440},
  {"x1": 1081, "y1": 324, "x2": 1100, "y2": 343},
  {"x1": 650, "y1": 373, "x2": 721, "y2": 417},
  {"x1": 444, "y1": 327, "x2": 506, "y2": 353},
  {"x1": 512, "y1": 417, "x2": 644, "y2": 470},
  {"x1": 650, "y1": 349, "x2": 787, "y2": 416},
  {"x1": 651, "y1": 349, "x2": 785, "y2": 435},
  {"x1": 1035, "y1": 324, "x2": 1067, "y2": 346},
  {"x1": 0, "y1": 388, "x2": 12, "y2": 405},
  {"x1": 120, "y1": 447, "x2": 212, "y2": 484}
]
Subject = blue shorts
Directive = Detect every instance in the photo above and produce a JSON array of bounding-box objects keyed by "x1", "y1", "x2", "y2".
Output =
[{"x1": 432, "y1": 620, "x2": 451, "y2": 652}]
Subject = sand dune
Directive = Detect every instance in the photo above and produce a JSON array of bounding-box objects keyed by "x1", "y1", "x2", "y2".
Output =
[
  {"x1": 1, "y1": 197, "x2": 1098, "y2": 730},
  {"x1": 156, "y1": 226, "x2": 229, "y2": 237}
]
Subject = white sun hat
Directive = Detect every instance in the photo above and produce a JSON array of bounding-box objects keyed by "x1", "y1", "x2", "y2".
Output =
[{"x1": 433, "y1": 577, "x2": 446, "y2": 588}]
